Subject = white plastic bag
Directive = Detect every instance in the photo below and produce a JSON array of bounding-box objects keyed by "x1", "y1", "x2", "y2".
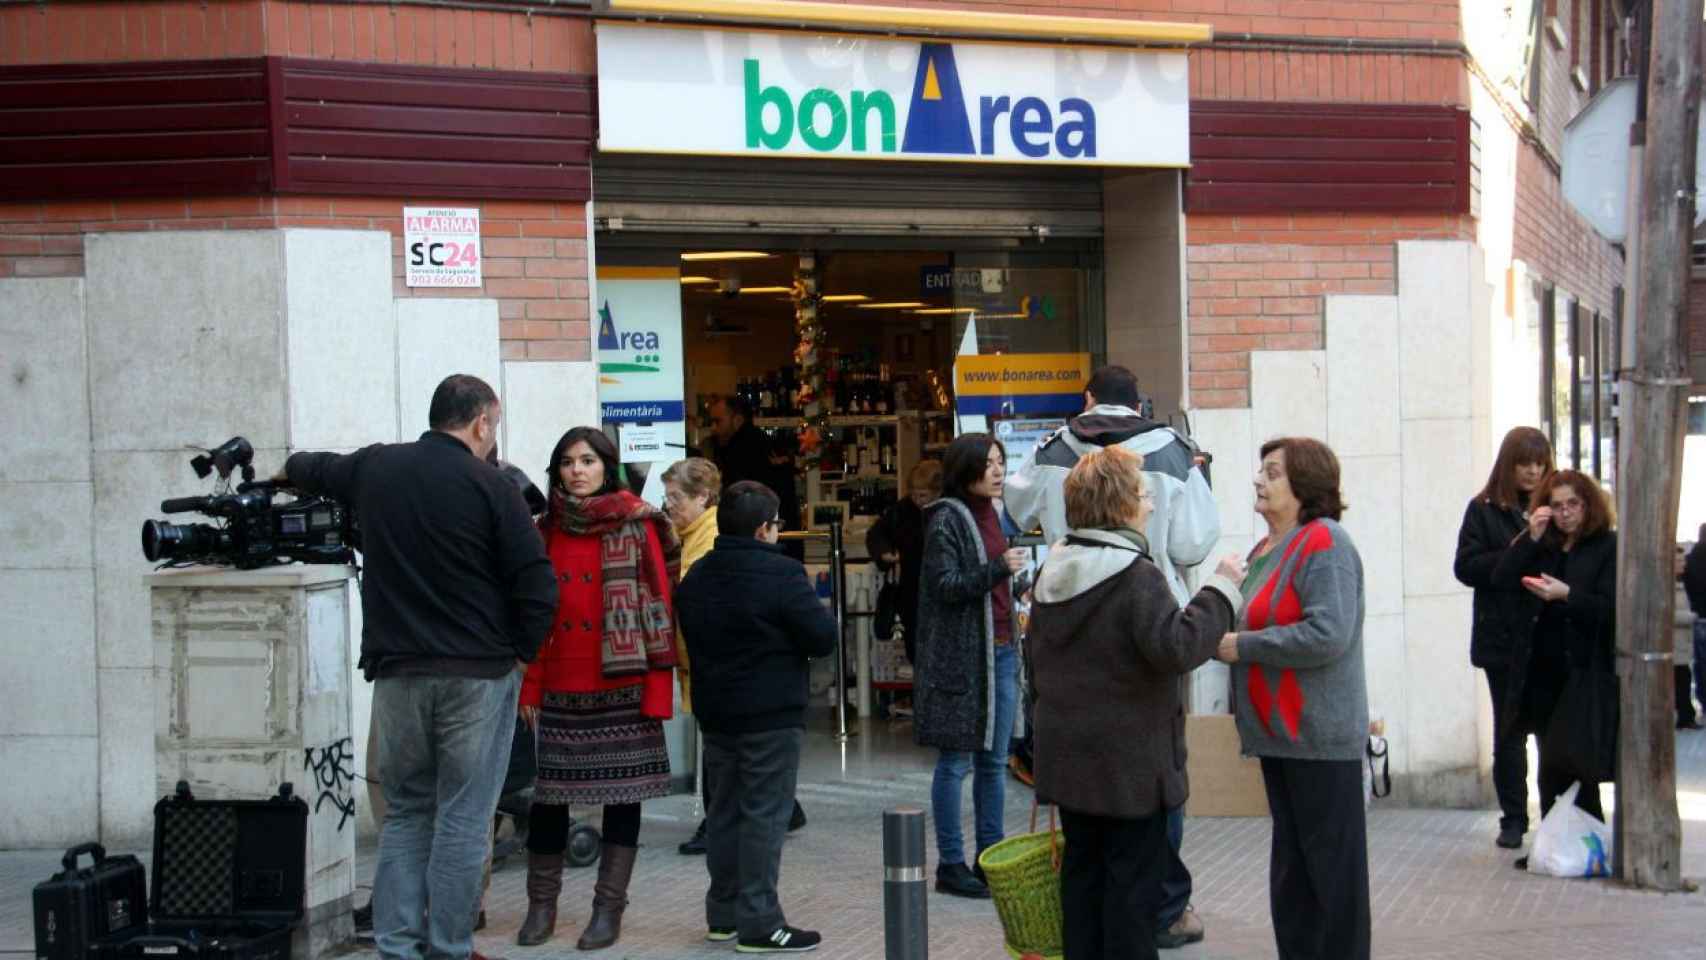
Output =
[{"x1": 1528, "y1": 782, "x2": 1613, "y2": 878}]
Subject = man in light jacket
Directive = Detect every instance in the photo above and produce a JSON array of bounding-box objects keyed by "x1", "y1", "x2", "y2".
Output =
[
  {"x1": 1004, "y1": 364, "x2": 1221, "y2": 951},
  {"x1": 1005, "y1": 365, "x2": 1219, "y2": 605}
]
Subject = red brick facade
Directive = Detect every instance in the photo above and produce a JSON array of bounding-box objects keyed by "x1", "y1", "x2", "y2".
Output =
[
  {"x1": 1507, "y1": 1, "x2": 1626, "y2": 320},
  {"x1": 0, "y1": 196, "x2": 591, "y2": 361},
  {"x1": 7, "y1": 0, "x2": 1640, "y2": 395},
  {"x1": 1184, "y1": 213, "x2": 1472, "y2": 408},
  {"x1": 0, "y1": 1, "x2": 594, "y2": 72}
]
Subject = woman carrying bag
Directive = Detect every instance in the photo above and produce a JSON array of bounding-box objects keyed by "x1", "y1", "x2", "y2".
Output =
[
  {"x1": 1490, "y1": 468, "x2": 1617, "y2": 844},
  {"x1": 1025, "y1": 446, "x2": 1244, "y2": 960}
]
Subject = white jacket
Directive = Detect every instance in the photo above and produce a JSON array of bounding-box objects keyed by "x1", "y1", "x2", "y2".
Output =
[{"x1": 1005, "y1": 405, "x2": 1221, "y2": 605}]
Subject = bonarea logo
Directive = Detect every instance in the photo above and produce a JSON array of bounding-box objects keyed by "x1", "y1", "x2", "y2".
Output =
[
  {"x1": 745, "y1": 43, "x2": 1096, "y2": 159},
  {"x1": 597, "y1": 301, "x2": 662, "y2": 377}
]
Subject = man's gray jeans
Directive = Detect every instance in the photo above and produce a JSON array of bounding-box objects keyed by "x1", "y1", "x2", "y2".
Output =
[
  {"x1": 703, "y1": 726, "x2": 804, "y2": 940},
  {"x1": 371, "y1": 671, "x2": 519, "y2": 960}
]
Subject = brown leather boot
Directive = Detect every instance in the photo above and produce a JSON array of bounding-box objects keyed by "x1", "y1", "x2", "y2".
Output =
[
  {"x1": 516, "y1": 852, "x2": 564, "y2": 946},
  {"x1": 574, "y1": 844, "x2": 636, "y2": 951}
]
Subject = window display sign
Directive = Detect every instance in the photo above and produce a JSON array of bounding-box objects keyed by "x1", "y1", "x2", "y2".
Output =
[
  {"x1": 597, "y1": 23, "x2": 1189, "y2": 167},
  {"x1": 597, "y1": 266, "x2": 687, "y2": 463},
  {"x1": 954, "y1": 352, "x2": 1091, "y2": 416},
  {"x1": 404, "y1": 207, "x2": 481, "y2": 288}
]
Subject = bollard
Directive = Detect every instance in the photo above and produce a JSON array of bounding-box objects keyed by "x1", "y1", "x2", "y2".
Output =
[{"x1": 883, "y1": 806, "x2": 928, "y2": 960}]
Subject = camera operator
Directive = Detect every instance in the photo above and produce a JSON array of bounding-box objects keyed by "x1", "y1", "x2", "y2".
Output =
[{"x1": 284, "y1": 374, "x2": 558, "y2": 960}]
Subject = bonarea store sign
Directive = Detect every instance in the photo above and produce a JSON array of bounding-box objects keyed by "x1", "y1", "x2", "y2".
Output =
[{"x1": 596, "y1": 23, "x2": 1189, "y2": 167}]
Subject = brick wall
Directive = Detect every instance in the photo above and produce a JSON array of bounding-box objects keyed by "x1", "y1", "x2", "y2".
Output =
[
  {"x1": 1185, "y1": 212, "x2": 1473, "y2": 408},
  {"x1": 0, "y1": 197, "x2": 590, "y2": 360},
  {"x1": 807, "y1": 0, "x2": 1459, "y2": 40},
  {"x1": 1510, "y1": 142, "x2": 1621, "y2": 318},
  {"x1": 0, "y1": 0, "x2": 594, "y2": 72},
  {"x1": 1189, "y1": 48, "x2": 1465, "y2": 104}
]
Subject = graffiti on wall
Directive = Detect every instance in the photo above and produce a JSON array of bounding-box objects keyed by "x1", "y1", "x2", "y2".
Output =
[{"x1": 303, "y1": 737, "x2": 356, "y2": 831}]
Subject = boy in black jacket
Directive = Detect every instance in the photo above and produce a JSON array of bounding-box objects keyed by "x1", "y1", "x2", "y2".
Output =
[{"x1": 675, "y1": 481, "x2": 839, "y2": 954}]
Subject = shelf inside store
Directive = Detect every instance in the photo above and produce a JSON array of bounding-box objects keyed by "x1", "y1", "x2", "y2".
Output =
[{"x1": 754, "y1": 414, "x2": 908, "y2": 428}]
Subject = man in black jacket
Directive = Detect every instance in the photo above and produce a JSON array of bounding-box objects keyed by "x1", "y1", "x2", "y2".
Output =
[
  {"x1": 675, "y1": 481, "x2": 838, "y2": 954},
  {"x1": 1686, "y1": 526, "x2": 1706, "y2": 720},
  {"x1": 286, "y1": 374, "x2": 558, "y2": 960}
]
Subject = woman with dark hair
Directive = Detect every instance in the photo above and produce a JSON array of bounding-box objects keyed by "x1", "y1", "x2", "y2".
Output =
[
  {"x1": 914, "y1": 433, "x2": 1028, "y2": 899},
  {"x1": 1453, "y1": 426, "x2": 1553, "y2": 849},
  {"x1": 516, "y1": 426, "x2": 678, "y2": 951},
  {"x1": 1490, "y1": 469, "x2": 1617, "y2": 843},
  {"x1": 1216, "y1": 436, "x2": 1370, "y2": 960}
]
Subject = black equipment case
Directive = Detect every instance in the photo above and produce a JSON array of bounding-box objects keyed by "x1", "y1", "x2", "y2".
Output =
[
  {"x1": 33, "y1": 843, "x2": 148, "y2": 960},
  {"x1": 88, "y1": 782, "x2": 308, "y2": 960}
]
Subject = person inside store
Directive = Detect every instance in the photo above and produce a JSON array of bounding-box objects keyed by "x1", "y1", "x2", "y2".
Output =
[
  {"x1": 914, "y1": 433, "x2": 1028, "y2": 899},
  {"x1": 709, "y1": 393, "x2": 799, "y2": 530},
  {"x1": 283, "y1": 374, "x2": 558, "y2": 960},
  {"x1": 1027, "y1": 446, "x2": 1245, "y2": 960},
  {"x1": 1489, "y1": 468, "x2": 1617, "y2": 856},
  {"x1": 866, "y1": 459, "x2": 946, "y2": 667},
  {"x1": 1215, "y1": 436, "x2": 1370, "y2": 960},
  {"x1": 1004, "y1": 364, "x2": 1220, "y2": 949},
  {"x1": 674, "y1": 480, "x2": 840, "y2": 954},
  {"x1": 517, "y1": 426, "x2": 679, "y2": 951},
  {"x1": 1451, "y1": 425, "x2": 1553, "y2": 850}
]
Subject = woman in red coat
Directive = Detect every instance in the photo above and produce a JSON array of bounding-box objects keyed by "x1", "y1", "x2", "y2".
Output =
[{"x1": 517, "y1": 426, "x2": 678, "y2": 951}]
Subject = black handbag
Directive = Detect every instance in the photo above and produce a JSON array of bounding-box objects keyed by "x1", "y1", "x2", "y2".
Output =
[
  {"x1": 873, "y1": 569, "x2": 901, "y2": 641},
  {"x1": 1544, "y1": 648, "x2": 1619, "y2": 784}
]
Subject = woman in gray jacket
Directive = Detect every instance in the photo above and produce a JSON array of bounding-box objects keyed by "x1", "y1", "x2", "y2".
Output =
[
  {"x1": 1027, "y1": 446, "x2": 1244, "y2": 960},
  {"x1": 1216, "y1": 436, "x2": 1369, "y2": 960},
  {"x1": 914, "y1": 432, "x2": 1028, "y2": 899}
]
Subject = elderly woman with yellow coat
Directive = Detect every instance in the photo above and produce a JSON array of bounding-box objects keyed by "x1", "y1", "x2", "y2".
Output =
[{"x1": 663, "y1": 458, "x2": 806, "y2": 855}]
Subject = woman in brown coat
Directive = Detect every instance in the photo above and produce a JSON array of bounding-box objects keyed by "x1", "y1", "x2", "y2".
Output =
[{"x1": 1025, "y1": 446, "x2": 1245, "y2": 960}]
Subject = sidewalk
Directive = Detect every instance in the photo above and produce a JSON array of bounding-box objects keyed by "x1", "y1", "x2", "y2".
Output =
[{"x1": 7, "y1": 718, "x2": 1706, "y2": 959}]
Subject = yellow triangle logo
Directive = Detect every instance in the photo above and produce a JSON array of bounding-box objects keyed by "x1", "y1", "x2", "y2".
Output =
[{"x1": 922, "y1": 61, "x2": 942, "y2": 100}]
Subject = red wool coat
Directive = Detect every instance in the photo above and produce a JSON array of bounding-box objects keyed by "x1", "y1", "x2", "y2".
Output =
[{"x1": 520, "y1": 522, "x2": 674, "y2": 717}]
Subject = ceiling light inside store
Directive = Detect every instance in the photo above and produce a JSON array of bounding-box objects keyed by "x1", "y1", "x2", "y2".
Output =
[
  {"x1": 975, "y1": 312, "x2": 1028, "y2": 319},
  {"x1": 739, "y1": 286, "x2": 794, "y2": 295},
  {"x1": 820, "y1": 294, "x2": 870, "y2": 303},
  {"x1": 857, "y1": 301, "x2": 928, "y2": 309},
  {"x1": 911, "y1": 307, "x2": 980, "y2": 315},
  {"x1": 680, "y1": 276, "x2": 717, "y2": 285},
  {"x1": 681, "y1": 251, "x2": 773, "y2": 262}
]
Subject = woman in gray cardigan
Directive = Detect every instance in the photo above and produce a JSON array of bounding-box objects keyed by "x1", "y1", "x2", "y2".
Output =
[
  {"x1": 1215, "y1": 436, "x2": 1369, "y2": 960},
  {"x1": 914, "y1": 432, "x2": 1028, "y2": 899},
  {"x1": 1027, "y1": 446, "x2": 1244, "y2": 960}
]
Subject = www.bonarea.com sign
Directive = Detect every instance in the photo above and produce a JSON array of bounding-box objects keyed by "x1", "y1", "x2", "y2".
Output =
[{"x1": 596, "y1": 24, "x2": 1188, "y2": 167}]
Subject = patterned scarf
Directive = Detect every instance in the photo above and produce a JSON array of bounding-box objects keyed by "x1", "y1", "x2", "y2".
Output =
[{"x1": 552, "y1": 488, "x2": 681, "y2": 677}]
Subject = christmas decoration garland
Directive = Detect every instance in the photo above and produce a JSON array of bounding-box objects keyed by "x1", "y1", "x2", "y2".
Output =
[{"x1": 792, "y1": 253, "x2": 828, "y2": 466}]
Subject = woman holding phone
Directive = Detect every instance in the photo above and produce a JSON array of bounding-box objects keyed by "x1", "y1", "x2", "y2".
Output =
[
  {"x1": 914, "y1": 432, "x2": 1028, "y2": 899},
  {"x1": 1490, "y1": 469, "x2": 1616, "y2": 831}
]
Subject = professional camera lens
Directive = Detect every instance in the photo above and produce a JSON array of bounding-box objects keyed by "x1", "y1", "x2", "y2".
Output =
[{"x1": 141, "y1": 519, "x2": 224, "y2": 563}]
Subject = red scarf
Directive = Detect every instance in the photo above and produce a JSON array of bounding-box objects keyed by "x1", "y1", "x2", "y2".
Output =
[{"x1": 552, "y1": 488, "x2": 681, "y2": 677}]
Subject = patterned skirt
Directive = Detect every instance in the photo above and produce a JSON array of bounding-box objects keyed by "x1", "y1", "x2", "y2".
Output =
[{"x1": 534, "y1": 685, "x2": 671, "y2": 807}]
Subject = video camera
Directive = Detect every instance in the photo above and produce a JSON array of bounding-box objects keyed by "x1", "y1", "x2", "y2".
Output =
[{"x1": 140, "y1": 437, "x2": 357, "y2": 570}]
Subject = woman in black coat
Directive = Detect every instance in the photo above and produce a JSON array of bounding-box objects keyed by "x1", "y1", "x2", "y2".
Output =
[
  {"x1": 914, "y1": 434, "x2": 1027, "y2": 899},
  {"x1": 1452, "y1": 426, "x2": 1552, "y2": 850},
  {"x1": 1490, "y1": 468, "x2": 1616, "y2": 835}
]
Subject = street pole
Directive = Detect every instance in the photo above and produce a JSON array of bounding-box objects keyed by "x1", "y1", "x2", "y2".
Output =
[{"x1": 1615, "y1": 0, "x2": 1699, "y2": 891}]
